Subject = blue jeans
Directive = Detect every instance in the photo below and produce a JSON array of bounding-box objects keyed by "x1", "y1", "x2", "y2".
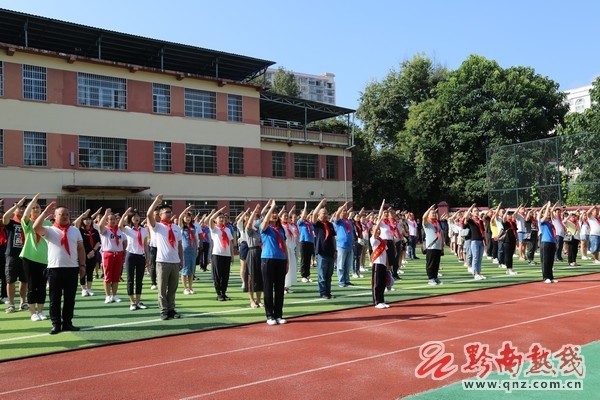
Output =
[
  {"x1": 336, "y1": 247, "x2": 353, "y2": 286},
  {"x1": 471, "y1": 240, "x2": 484, "y2": 274},
  {"x1": 464, "y1": 239, "x2": 472, "y2": 266},
  {"x1": 317, "y1": 255, "x2": 334, "y2": 296}
]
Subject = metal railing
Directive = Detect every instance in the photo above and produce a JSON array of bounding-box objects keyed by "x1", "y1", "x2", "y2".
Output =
[{"x1": 260, "y1": 125, "x2": 350, "y2": 147}]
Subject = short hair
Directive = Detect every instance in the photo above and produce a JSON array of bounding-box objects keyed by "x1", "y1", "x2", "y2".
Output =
[{"x1": 158, "y1": 204, "x2": 172, "y2": 212}]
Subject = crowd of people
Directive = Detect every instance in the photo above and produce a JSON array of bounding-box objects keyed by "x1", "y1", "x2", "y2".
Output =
[{"x1": 2, "y1": 194, "x2": 599, "y2": 331}]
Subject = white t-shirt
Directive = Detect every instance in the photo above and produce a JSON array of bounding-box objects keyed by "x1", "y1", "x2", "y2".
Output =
[
  {"x1": 152, "y1": 222, "x2": 182, "y2": 263},
  {"x1": 44, "y1": 225, "x2": 83, "y2": 268},
  {"x1": 407, "y1": 219, "x2": 418, "y2": 236},
  {"x1": 515, "y1": 214, "x2": 526, "y2": 232},
  {"x1": 379, "y1": 221, "x2": 393, "y2": 240},
  {"x1": 551, "y1": 217, "x2": 565, "y2": 237},
  {"x1": 147, "y1": 225, "x2": 157, "y2": 247},
  {"x1": 370, "y1": 236, "x2": 387, "y2": 265},
  {"x1": 210, "y1": 226, "x2": 233, "y2": 256},
  {"x1": 100, "y1": 227, "x2": 125, "y2": 252},
  {"x1": 123, "y1": 226, "x2": 147, "y2": 255},
  {"x1": 588, "y1": 217, "x2": 600, "y2": 236}
]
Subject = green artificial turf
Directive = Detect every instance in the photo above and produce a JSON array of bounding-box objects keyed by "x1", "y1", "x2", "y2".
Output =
[{"x1": 1, "y1": 254, "x2": 598, "y2": 361}]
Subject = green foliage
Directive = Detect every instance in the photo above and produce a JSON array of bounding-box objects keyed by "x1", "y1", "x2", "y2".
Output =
[
  {"x1": 354, "y1": 53, "x2": 568, "y2": 209},
  {"x1": 270, "y1": 67, "x2": 300, "y2": 97}
]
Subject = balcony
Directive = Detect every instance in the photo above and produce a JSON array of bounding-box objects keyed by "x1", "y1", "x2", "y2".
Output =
[{"x1": 260, "y1": 121, "x2": 350, "y2": 148}]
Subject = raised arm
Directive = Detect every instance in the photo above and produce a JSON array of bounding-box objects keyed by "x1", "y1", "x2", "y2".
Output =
[
  {"x1": 146, "y1": 194, "x2": 163, "y2": 229},
  {"x1": 97, "y1": 208, "x2": 112, "y2": 235},
  {"x1": 73, "y1": 208, "x2": 91, "y2": 229},
  {"x1": 246, "y1": 203, "x2": 261, "y2": 231},
  {"x1": 299, "y1": 202, "x2": 308, "y2": 221},
  {"x1": 33, "y1": 201, "x2": 55, "y2": 236},
  {"x1": 422, "y1": 204, "x2": 435, "y2": 223},
  {"x1": 261, "y1": 200, "x2": 277, "y2": 232},
  {"x1": 377, "y1": 199, "x2": 386, "y2": 220},
  {"x1": 23, "y1": 193, "x2": 43, "y2": 224},
  {"x1": 311, "y1": 198, "x2": 327, "y2": 224},
  {"x1": 2, "y1": 196, "x2": 26, "y2": 225},
  {"x1": 119, "y1": 207, "x2": 132, "y2": 232},
  {"x1": 208, "y1": 206, "x2": 227, "y2": 230}
]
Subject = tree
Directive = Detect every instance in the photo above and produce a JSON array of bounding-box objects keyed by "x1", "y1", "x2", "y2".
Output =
[{"x1": 270, "y1": 67, "x2": 300, "y2": 97}]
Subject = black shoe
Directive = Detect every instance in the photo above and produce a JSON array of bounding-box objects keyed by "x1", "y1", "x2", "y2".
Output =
[
  {"x1": 172, "y1": 311, "x2": 181, "y2": 319},
  {"x1": 62, "y1": 323, "x2": 80, "y2": 332},
  {"x1": 320, "y1": 295, "x2": 329, "y2": 299},
  {"x1": 345, "y1": 282, "x2": 355, "y2": 286},
  {"x1": 160, "y1": 313, "x2": 169, "y2": 320},
  {"x1": 223, "y1": 295, "x2": 231, "y2": 301},
  {"x1": 392, "y1": 274, "x2": 401, "y2": 279},
  {"x1": 49, "y1": 325, "x2": 61, "y2": 335},
  {"x1": 217, "y1": 295, "x2": 226, "y2": 301},
  {"x1": 413, "y1": 256, "x2": 420, "y2": 260}
]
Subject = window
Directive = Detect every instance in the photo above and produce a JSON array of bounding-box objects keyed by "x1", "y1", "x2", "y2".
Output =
[
  {"x1": 153, "y1": 83, "x2": 170, "y2": 114},
  {"x1": 185, "y1": 144, "x2": 216, "y2": 173},
  {"x1": 154, "y1": 141, "x2": 172, "y2": 172},
  {"x1": 78, "y1": 73, "x2": 127, "y2": 109},
  {"x1": 187, "y1": 200, "x2": 217, "y2": 216},
  {"x1": 326, "y1": 155, "x2": 338, "y2": 179},
  {"x1": 229, "y1": 201, "x2": 245, "y2": 218},
  {"x1": 227, "y1": 94, "x2": 243, "y2": 122},
  {"x1": 23, "y1": 131, "x2": 47, "y2": 167},
  {"x1": 0, "y1": 62, "x2": 4, "y2": 96},
  {"x1": 79, "y1": 136, "x2": 127, "y2": 170},
  {"x1": 294, "y1": 153, "x2": 318, "y2": 178},
  {"x1": 23, "y1": 65, "x2": 47, "y2": 101},
  {"x1": 0, "y1": 129, "x2": 3, "y2": 165},
  {"x1": 229, "y1": 147, "x2": 244, "y2": 175},
  {"x1": 575, "y1": 98, "x2": 585, "y2": 113},
  {"x1": 184, "y1": 88, "x2": 216, "y2": 119},
  {"x1": 272, "y1": 151, "x2": 286, "y2": 177}
]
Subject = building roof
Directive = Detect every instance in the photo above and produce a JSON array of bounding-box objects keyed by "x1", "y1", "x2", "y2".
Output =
[
  {"x1": 260, "y1": 92, "x2": 354, "y2": 124},
  {"x1": 0, "y1": 8, "x2": 275, "y2": 82}
]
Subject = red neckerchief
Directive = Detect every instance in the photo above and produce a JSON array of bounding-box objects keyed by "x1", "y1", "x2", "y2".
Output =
[
  {"x1": 323, "y1": 220, "x2": 331, "y2": 240},
  {"x1": 108, "y1": 225, "x2": 120, "y2": 247},
  {"x1": 532, "y1": 219, "x2": 538, "y2": 230},
  {"x1": 30, "y1": 216, "x2": 42, "y2": 243},
  {"x1": 217, "y1": 224, "x2": 229, "y2": 249},
  {"x1": 272, "y1": 225, "x2": 286, "y2": 253},
  {"x1": 161, "y1": 219, "x2": 176, "y2": 248},
  {"x1": 281, "y1": 222, "x2": 292, "y2": 239},
  {"x1": 0, "y1": 225, "x2": 7, "y2": 246},
  {"x1": 187, "y1": 223, "x2": 196, "y2": 247},
  {"x1": 342, "y1": 218, "x2": 352, "y2": 234},
  {"x1": 431, "y1": 219, "x2": 441, "y2": 240},
  {"x1": 12, "y1": 217, "x2": 25, "y2": 245},
  {"x1": 371, "y1": 236, "x2": 387, "y2": 263},
  {"x1": 86, "y1": 225, "x2": 96, "y2": 249},
  {"x1": 472, "y1": 217, "x2": 485, "y2": 238},
  {"x1": 53, "y1": 222, "x2": 71, "y2": 255},
  {"x1": 354, "y1": 221, "x2": 362, "y2": 236},
  {"x1": 549, "y1": 221, "x2": 556, "y2": 239},
  {"x1": 133, "y1": 226, "x2": 144, "y2": 248},
  {"x1": 306, "y1": 221, "x2": 313, "y2": 237}
]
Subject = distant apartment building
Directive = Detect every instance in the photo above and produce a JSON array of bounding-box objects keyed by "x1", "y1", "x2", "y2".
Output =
[
  {"x1": 565, "y1": 84, "x2": 593, "y2": 113},
  {"x1": 265, "y1": 69, "x2": 336, "y2": 105}
]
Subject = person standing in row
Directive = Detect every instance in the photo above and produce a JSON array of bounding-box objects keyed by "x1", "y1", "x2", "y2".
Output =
[
  {"x1": 245, "y1": 204, "x2": 263, "y2": 308},
  {"x1": 422, "y1": 204, "x2": 444, "y2": 286},
  {"x1": 539, "y1": 201, "x2": 558, "y2": 283},
  {"x1": 147, "y1": 195, "x2": 188, "y2": 320},
  {"x1": 79, "y1": 214, "x2": 101, "y2": 297},
  {"x1": 179, "y1": 210, "x2": 198, "y2": 295},
  {"x1": 2, "y1": 197, "x2": 28, "y2": 313},
  {"x1": 98, "y1": 209, "x2": 124, "y2": 304},
  {"x1": 20, "y1": 194, "x2": 52, "y2": 321},
  {"x1": 119, "y1": 208, "x2": 149, "y2": 311},
  {"x1": 33, "y1": 202, "x2": 85, "y2": 334},
  {"x1": 370, "y1": 215, "x2": 389, "y2": 309},
  {"x1": 312, "y1": 198, "x2": 337, "y2": 300},
  {"x1": 208, "y1": 206, "x2": 234, "y2": 301},
  {"x1": 260, "y1": 200, "x2": 288, "y2": 325},
  {"x1": 297, "y1": 202, "x2": 315, "y2": 283}
]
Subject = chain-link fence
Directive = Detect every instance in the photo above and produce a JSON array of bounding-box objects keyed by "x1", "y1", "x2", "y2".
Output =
[{"x1": 486, "y1": 132, "x2": 600, "y2": 207}]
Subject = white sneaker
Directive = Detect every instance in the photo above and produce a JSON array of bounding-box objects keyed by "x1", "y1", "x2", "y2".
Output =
[
  {"x1": 37, "y1": 312, "x2": 47, "y2": 320},
  {"x1": 81, "y1": 289, "x2": 89, "y2": 297},
  {"x1": 129, "y1": 304, "x2": 138, "y2": 311},
  {"x1": 301, "y1": 277, "x2": 309, "y2": 283},
  {"x1": 486, "y1": 256, "x2": 492, "y2": 260},
  {"x1": 492, "y1": 259, "x2": 499, "y2": 264},
  {"x1": 105, "y1": 296, "x2": 113, "y2": 304},
  {"x1": 359, "y1": 267, "x2": 367, "y2": 272},
  {"x1": 544, "y1": 279, "x2": 552, "y2": 283},
  {"x1": 474, "y1": 274, "x2": 484, "y2": 281},
  {"x1": 581, "y1": 256, "x2": 590, "y2": 260},
  {"x1": 383, "y1": 303, "x2": 390, "y2": 308},
  {"x1": 507, "y1": 270, "x2": 518, "y2": 275},
  {"x1": 499, "y1": 264, "x2": 507, "y2": 269},
  {"x1": 437, "y1": 273, "x2": 443, "y2": 277},
  {"x1": 137, "y1": 302, "x2": 148, "y2": 309},
  {"x1": 358, "y1": 274, "x2": 364, "y2": 278},
  {"x1": 352, "y1": 273, "x2": 359, "y2": 278},
  {"x1": 467, "y1": 267, "x2": 473, "y2": 274},
  {"x1": 31, "y1": 313, "x2": 41, "y2": 321},
  {"x1": 183, "y1": 289, "x2": 191, "y2": 295},
  {"x1": 397, "y1": 270, "x2": 405, "y2": 274},
  {"x1": 266, "y1": 318, "x2": 277, "y2": 326},
  {"x1": 87, "y1": 289, "x2": 94, "y2": 296},
  {"x1": 150, "y1": 285, "x2": 157, "y2": 290},
  {"x1": 189, "y1": 289, "x2": 195, "y2": 294},
  {"x1": 276, "y1": 318, "x2": 287, "y2": 324},
  {"x1": 552, "y1": 279, "x2": 559, "y2": 283},
  {"x1": 112, "y1": 296, "x2": 122, "y2": 303},
  {"x1": 428, "y1": 279, "x2": 437, "y2": 285},
  {"x1": 594, "y1": 260, "x2": 600, "y2": 264},
  {"x1": 375, "y1": 303, "x2": 387, "y2": 309}
]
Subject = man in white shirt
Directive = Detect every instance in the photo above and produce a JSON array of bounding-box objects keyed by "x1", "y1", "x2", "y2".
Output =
[
  {"x1": 147, "y1": 195, "x2": 188, "y2": 320},
  {"x1": 33, "y1": 202, "x2": 85, "y2": 335}
]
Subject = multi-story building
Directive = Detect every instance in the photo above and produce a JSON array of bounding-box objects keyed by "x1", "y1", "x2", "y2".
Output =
[
  {"x1": 265, "y1": 69, "x2": 336, "y2": 105},
  {"x1": 565, "y1": 84, "x2": 593, "y2": 113},
  {"x1": 0, "y1": 9, "x2": 354, "y2": 216}
]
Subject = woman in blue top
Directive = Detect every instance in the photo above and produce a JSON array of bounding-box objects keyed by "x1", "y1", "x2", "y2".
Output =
[
  {"x1": 539, "y1": 201, "x2": 558, "y2": 283},
  {"x1": 260, "y1": 200, "x2": 288, "y2": 325}
]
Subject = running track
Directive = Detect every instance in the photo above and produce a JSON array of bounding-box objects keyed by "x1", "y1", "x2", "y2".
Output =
[{"x1": 1, "y1": 273, "x2": 599, "y2": 399}]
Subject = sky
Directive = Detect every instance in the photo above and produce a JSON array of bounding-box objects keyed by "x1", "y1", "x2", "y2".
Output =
[{"x1": 2, "y1": 0, "x2": 599, "y2": 111}]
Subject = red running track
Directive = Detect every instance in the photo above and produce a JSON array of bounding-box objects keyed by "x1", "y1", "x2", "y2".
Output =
[{"x1": 1, "y1": 273, "x2": 599, "y2": 400}]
